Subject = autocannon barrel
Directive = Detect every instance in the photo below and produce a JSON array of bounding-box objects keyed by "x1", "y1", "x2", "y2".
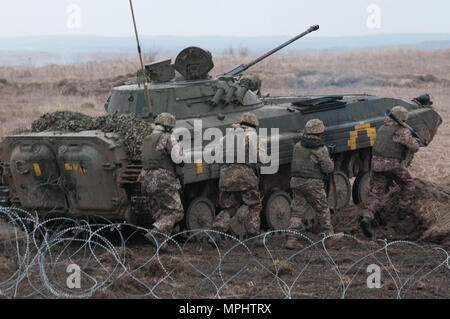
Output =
[{"x1": 222, "y1": 24, "x2": 319, "y2": 77}]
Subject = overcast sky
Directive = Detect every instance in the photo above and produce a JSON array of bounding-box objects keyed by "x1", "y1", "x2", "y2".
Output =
[{"x1": 1, "y1": 0, "x2": 449, "y2": 38}]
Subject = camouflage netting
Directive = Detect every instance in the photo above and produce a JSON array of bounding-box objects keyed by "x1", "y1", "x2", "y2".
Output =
[{"x1": 30, "y1": 111, "x2": 153, "y2": 161}]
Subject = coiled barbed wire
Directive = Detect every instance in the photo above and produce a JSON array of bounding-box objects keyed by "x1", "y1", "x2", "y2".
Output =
[{"x1": 0, "y1": 206, "x2": 448, "y2": 299}]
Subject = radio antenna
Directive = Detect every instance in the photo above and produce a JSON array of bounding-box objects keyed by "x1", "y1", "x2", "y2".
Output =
[{"x1": 129, "y1": 0, "x2": 153, "y2": 121}]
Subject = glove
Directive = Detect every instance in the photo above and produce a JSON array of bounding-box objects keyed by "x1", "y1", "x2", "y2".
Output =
[{"x1": 327, "y1": 144, "x2": 337, "y2": 157}]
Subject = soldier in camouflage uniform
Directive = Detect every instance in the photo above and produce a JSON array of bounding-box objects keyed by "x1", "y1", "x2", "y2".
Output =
[
  {"x1": 360, "y1": 106, "x2": 420, "y2": 238},
  {"x1": 286, "y1": 119, "x2": 335, "y2": 250},
  {"x1": 210, "y1": 112, "x2": 268, "y2": 245},
  {"x1": 138, "y1": 113, "x2": 185, "y2": 243}
]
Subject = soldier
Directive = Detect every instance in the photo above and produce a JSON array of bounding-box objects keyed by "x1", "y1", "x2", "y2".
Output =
[
  {"x1": 209, "y1": 112, "x2": 267, "y2": 246},
  {"x1": 286, "y1": 119, "x2": 335, "y2": 250},
  {"x1": 360, "y1": 106, "x2": 420, "y2": 238},
  {"x1": 138, "y1": 112, "x2": 184, "y2": 247}
]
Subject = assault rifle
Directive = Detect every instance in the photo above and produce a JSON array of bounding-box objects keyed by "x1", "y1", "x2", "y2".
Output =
[{"x1": 385, "y1": 110, "x2": 429, "y2": 146}]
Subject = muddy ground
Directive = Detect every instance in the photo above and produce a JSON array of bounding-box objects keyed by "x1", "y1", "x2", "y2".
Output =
[
  {"x1": 333, "y1": 179, "x2": 450, "y2": 248},
  {"x1": 1, "y1": 223, "x2": 447, "y2": 299},
  {"x1": 0, "y1": 177, "x2": 448, "y2": 299}
]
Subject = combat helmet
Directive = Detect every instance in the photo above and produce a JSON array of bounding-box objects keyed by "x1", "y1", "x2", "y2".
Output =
[
  {"x1": 240, "y1": 112, "x2": 259, "y2": 127},
  {"x1": 305, "y1": 119, "x2": 325, "y2": 135},
  {"x1": 155, "y1": 112, "x2": 176, "y2": 128},
  {"x1": 391, "y1": 106, "x2": 408, "y2": 121}
]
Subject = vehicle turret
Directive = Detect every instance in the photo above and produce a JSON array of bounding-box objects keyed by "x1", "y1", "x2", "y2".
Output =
[{"x1": 105, "y1": 26, "x2": 320, "y2": 119}]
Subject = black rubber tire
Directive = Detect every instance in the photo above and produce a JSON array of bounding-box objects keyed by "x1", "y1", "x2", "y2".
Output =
[
  {"x1": 0, "y1": 186, "x2": 9, "y2": 207},
  {"x1": 346, "y1": 153, "x2": 360, "y2": 178},
  {"x1": 264, "y1": 191, "x2": 292, "y2": 230},
  {"x1": 327, "y1": 170, "x2": 351, "y2": 211},
  {"x1": 352, "y1": 171, "x2": 371, "y2": 205},
  {"x1": 185, "y1": 197, "x2": 216, "y2": 230}
]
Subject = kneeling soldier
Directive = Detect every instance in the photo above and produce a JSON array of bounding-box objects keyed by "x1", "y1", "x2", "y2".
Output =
[
  {"x1": 210, "y1": 112, "x2": 267, "y2": 246},
  {"x1": 138, "y1": 112, "x2": 184, "y2": 246},
  {"x1": 286, "y1": 119, "x2": 335, "y2": 249}
]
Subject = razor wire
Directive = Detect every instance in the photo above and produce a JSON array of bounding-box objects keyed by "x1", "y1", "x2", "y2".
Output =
[{"x1": 0, "y1": 206, "x2": 448, "y2": 299}]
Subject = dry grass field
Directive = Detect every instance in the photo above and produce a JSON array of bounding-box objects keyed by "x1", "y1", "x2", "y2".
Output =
[
  {"x1": 0, "y1": 49, "x2": 449, "y2": 298},
  {"x1": 0, "y1": 48, "x2": 448, "y2": 184}
]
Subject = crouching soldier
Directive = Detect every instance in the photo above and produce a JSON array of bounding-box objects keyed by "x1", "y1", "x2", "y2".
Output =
[
  {"x1": 138, "y1": 112, "x2": 185, "y2": 247},
  {"x1": 360, "y1": 106, "x2": 420, "y2": 238},
  {"x1": 209, "y1": 112, "x2": 268, "y2": 247},
  {"x1": 286, "y1": 119, "x2": 335, "y2": 250}
]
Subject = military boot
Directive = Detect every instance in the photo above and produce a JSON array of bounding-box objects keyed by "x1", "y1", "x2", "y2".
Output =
[
  {"x1": 245, "y1": 234, "x2": 265, "y2": 251},
  {"x1": 324, "y1": 232, "x2": 344, "y2": 247},
  {"x1": 285, "y1": 236, "x2": 302, "y2": 250},
  {"x1": 360, "y1": 217, "x2": 373, "y2": 238},
  {"x1": 144, "y1": 229, "x2": 172, "y2": 254},
  {"x1": 144, "y1": 229, "x2": 159, "y2": 246},
  {"x1": 207, "y1": 232, "x2": 222, "y2": 248}
]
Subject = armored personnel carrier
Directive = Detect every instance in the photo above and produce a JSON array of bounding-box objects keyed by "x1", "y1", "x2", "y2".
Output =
[{"x1": 0, "y1": 26, "x2": 442, "y2": 234}]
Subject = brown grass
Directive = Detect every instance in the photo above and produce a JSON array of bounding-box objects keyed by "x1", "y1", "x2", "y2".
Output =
[{"x1": 0, "y1": 49, "x2": 449, "y2": 184}]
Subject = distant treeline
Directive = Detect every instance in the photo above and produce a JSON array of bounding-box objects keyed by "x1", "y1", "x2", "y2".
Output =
[{"x1": 1, "y1": 33, "x2": 450, "y2": 66}]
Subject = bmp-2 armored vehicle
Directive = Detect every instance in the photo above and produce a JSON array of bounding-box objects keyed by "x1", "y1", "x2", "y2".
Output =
[{"x1": 0, "y1": 25, "x2": 442, "y2": 234}]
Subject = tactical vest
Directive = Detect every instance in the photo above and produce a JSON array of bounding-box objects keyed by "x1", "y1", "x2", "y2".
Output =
[
  {"x1": 222, "y1": 133, "x2": 257, "y2": 168},
  {"x1": 373, "y1": 125, "x2": 406, "y2": 160},
  {"x1": 291, "y1": 143, "x2": 324, "y2": 179},
  {"x1": 141, "y1": 133, "x2": 175, "y2": 172}
]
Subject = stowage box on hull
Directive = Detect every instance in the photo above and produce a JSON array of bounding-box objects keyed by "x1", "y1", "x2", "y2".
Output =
[{"x1": 0, "y1": 131, "x2": 130, "y2": 219}]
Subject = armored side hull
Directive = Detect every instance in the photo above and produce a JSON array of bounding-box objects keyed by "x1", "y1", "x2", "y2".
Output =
[
  {"x1": 177, "y1": 94, "x2": 441, "y2": 208},
  {"x1": 0, "y1": 131, "x2": 135, "y2": 220},
  {"x1": 0, "y1": 93, "x2": 441, "y2": 225}
]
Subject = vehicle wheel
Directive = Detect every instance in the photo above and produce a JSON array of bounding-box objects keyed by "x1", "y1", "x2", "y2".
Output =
[
  {"x1": 0, "y1": 186, "x2": 9, "y2": 207},
  {"x1": 327, "y1": 171, "x2": 351, "y2": 211},
  {"x1": 352, "y1": 171, "x2": 371, "y2": 206},
  {"x1": 346, "y1": 153, "x2": 361, "y2": 178},
  {"x1": 185, "y1": 197, "x2": 216, "y2": 230},
  {"x1": 264, "y1": 191, "x2": 292, "y2": 230}
]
